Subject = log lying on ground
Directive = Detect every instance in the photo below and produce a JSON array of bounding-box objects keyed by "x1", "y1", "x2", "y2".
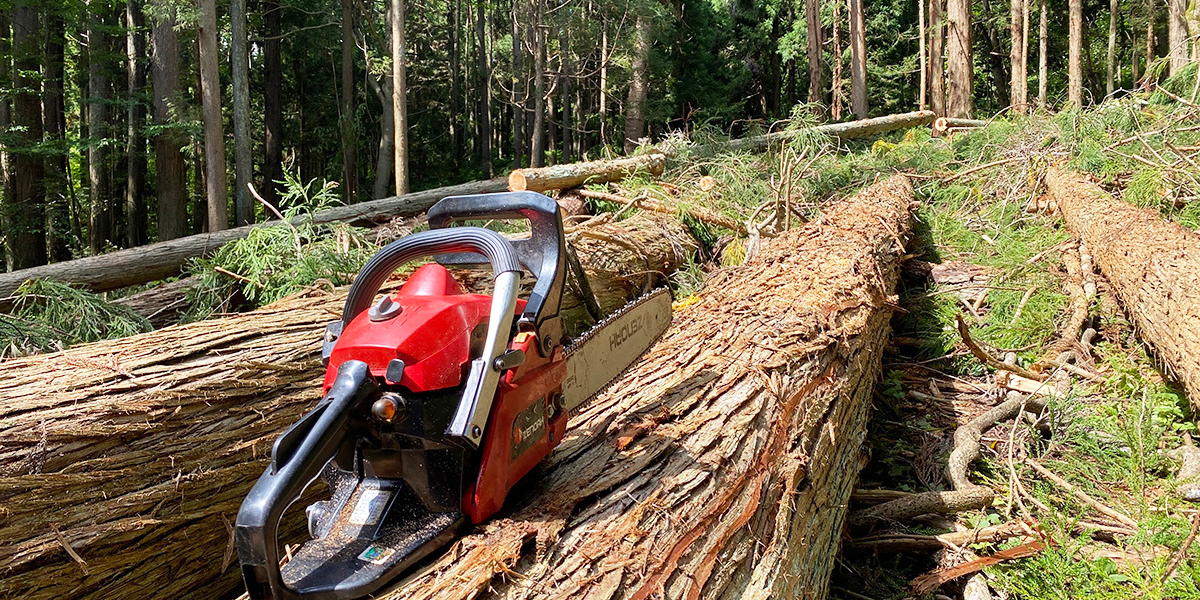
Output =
[
  {"x1": 1047, "y1": 166, "x2": 1200, "y2": 407},
  {"x1": 0, "y1": 215, "x2": 695, "y2": 600},
  {"x1": 356, "y1": 175, "x2": 914, "y2": 600},
  {"x1": 688, "y1": 110, "x2": 936, "y2": 155},
  {"x1": 507, "y1": 153, "x2": 665, "y2": 192},
  {"x1": 933, "y1": 116, "x2": 988, "y2": 134},
  {"x1": 0, "y1": 155, "x2": 665, "y2": 299}
]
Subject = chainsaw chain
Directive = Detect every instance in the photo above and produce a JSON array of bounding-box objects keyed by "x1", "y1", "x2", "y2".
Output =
[{"x1": 563, "y1": 286, "x2": 671, "y2": 415}]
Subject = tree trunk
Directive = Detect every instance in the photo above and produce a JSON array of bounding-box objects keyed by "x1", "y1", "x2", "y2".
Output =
[
  {"x1": 0, "y1": 213, "x2": 699, "y2": 600},
  {"x1": 151, "y1": 5, "x2": 186, "y2": 242},
  {"x1": 0, "y1": 11, "x2": 11, "y2": 270},
  {"x1": 1108, "y1": 0, "x2": 1119, "y2": 96},
  {"x1": 806, "y1": 0, "x2": 824, "y2": 108},
  {"x1": 263, "y1": 0, "x2": 284, "y2": 209},
  {"x1": 392, "y1": 0, "x2": 409, "y2": 194},
  {"x1": 511, "y1": 3, "x2": 526, "y2": 168},
  {"x1": 88, "y1": 1, "x2": 112, "y2": 253},
  {"x1": 475, "y1": 0, "x2": 493, "y2": 175},
  {"x1": 1010, "y1": 0, "x2": 1027, "y2": 112},
  {"x1": 1170, "y1": 0, "x2": 1188, "y2": 75},
  {"x1": 449, "y1": 0, "x2": 462, "y2": 170},
  {"x1": 946, "y1": 0, "x2": 973, "y2": 118},
  {"x1": 530, "y1": 0, "x2": 546, "y2": 167},
  {"x1": 231, "y1": 0, "x2": 253, "y2": 224},
  {"x1": 1047, "y1": 167, "x2": 1200, "y2": 408},
  {"x1": 1038, "y1": 0, "x2": 1048, "y2": 108},
  {"x1": 559, "y1": 25, "x2": 572, "y2": 163},
  {"x1": 0, "y1": 155, "x2": 663, "y2": 297},
  {"x1": 1147, "y1": 0, "x2": 1156, "y2": 85},
  {"x1": 930, "y1": 0, "x2": 947, "y2": 116},
  {"x1": 366, "y1": 12, "x2": 395, "y2": 200},
  {"x1": 507, "y1": 153, "x2": 665, "y2": 192},
  {"x1": 340, "y1": 0, "x2": 358, "y2": 204},
  {"x1": 920, "y1": 0, "x2": 927, "y2": 110},
  {"x1": 124, "y1": 0, "x2": 148, "y2": 247},
  {"x1": 362, "y1": 176, "x2": 914, "y2": 600},
  {"x1": 11, "y1": 3, "x2": 46, "y2": 269},
  {"x1": 689, "y1": 110, "x2": 936, "y2": 155},
  {"x1": 1069, "y1": 0, "x2": 1083, "y2": 106},
  {"x1": 198, "y1": 0, "x2": 227, "y2": 232},
  {"x1": 623, "y1": 14, "x2": 651, "y2": 154},
  {"x1": 849, "y1": 0, "x2": 869, "y2": 118},
  {"x1": 44, "y1": 9, "x2": 70, "y2": 260},
  {"x1": 599, "y1": 22, "x2": 608, "y2": 148},
  {"x1": 980, "y1": 0, "x2": 1011, "y2": 108}
]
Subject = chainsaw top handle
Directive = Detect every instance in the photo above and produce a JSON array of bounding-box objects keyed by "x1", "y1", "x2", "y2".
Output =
[
  {"x1": 342, "y1": 226, "x2": 523, "y2": 447},
  {"x1": 427, "y1": 191, "x2": 566, "y2": 357}
]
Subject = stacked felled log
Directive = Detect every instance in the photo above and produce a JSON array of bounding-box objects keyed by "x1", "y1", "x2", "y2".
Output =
[
  {"x1": 358, "y1": 175, "x2": 914, "y2": 600},
  {"x1": 0, "y1": 214, "x2": 695, "y2": 600},
  {"x1": 1047, "y1": 166, "x2": 1200, "y2": 407}
]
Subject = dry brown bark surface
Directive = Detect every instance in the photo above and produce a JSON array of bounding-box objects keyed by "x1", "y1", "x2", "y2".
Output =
[
  {"x1": 0, "y1": 214, "x2": 695, "y2": 600},
  {"x1": 353, "y1": 174, "x2": 914, "y2": 600},
  {"x1": 1047, "y1": 166, "x2": 1200, "y2": 407}
]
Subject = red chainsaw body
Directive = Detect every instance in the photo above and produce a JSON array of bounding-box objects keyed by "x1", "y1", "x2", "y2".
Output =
[{"x1": 321, "y1": 262, "x2": 566, "y2": 524}]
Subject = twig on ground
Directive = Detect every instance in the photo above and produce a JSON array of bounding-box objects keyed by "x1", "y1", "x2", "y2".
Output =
[
  {"x1": 956, "y1": 314, "x2": 1048, "y2": 382},
  {"x1": 1025, "y1": 458, "x2": 1138, "y2": 529},
  {"x1": 1161, "y1": 512, "x2": 1200, "y2": 582},
  {"x1": 945, "y1": 156, "x2": 1025, "y2": 182}
]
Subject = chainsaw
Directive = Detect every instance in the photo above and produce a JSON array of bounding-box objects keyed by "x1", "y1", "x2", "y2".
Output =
[{"x1": 235, "y1": 191, "x2": 671, "y2": 600}]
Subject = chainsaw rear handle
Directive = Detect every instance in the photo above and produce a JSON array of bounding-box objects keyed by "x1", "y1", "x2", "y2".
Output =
[
  {"x1": 236, "y1": 360, "x2": 377, "y2": 600},
  {"x1": 427, "y1": 192, "x2": 567, "y2": 356},
  {"x1": 340, "y1": 226, "x2": 522, "y2": 448}
]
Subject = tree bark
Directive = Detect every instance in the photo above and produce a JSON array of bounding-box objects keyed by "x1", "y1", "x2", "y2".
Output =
[
  {"x1": 392, "y1": 0, "x2": 409, "y2": 194},
  {"x1": 946, "y1": 0, "x2": 973, "y2": 118},
  {"x1": 1147, "y1": 0, "x2": 1156, "y2": 85},
  {"x1": 980, "y1": 0, "x2": 1010, "y2": 108},
  {"x1": 475, "y1": 0, "x2": 493, "y2": 175},
  {"x1": 232, "y1": 0, "x2": 253, "y2": 224},
  {"x1": 849, "y1": 0, "x2": 869, "y2": 118},
  {"x1": 0, "y1": 213, "x2": 698, "y2": 600},
  {"x1": 1047, "y1": 167, "x2": 1200, "y2": 408},
  {"x1": 806, "y1": 0, "x2": 824, "y2": 108},
  {"x1": 930, "y1": 0, "x2": 947, "y2": 116},
  {"x1": 11, "y1": 2, "x2": 46, "y2": 269},
  {"x1": 340, "y1": 0, "x2": 358, "y2": 204},
  {"x1": 263, "y1": 0, "x2": 284, "y2": 209},
  {"x1": 152, "y1": 5, "x2": 187, "y2": 241},
  {"x1": 362, "y1": 175, "x2": 914, "y2": 600},
  {"x1": 1108, "y1": 0, "x2": 1119, "y2": 96},
  {"x1": 88, "y1": 1, "x2": 112, "y2": 253},
  {"x1": 1170, "y1": 0, "x2": 1189, "y2": 75},
  {"x1": 1069, "y1": 0, "x2": 1083, "y2": 106},
  {"x1": 559, "y1": 24, "x2": 572, "y2": 163},
  {"x1": 1010, "y1": 0, "x2": 1028, "y2": 112},
  {"x1": 623, "y1": 14, "x2": 651, "y2": 154},
  {"x1": 599, "y1": 21, "x2": 608, "y2": 148},
  {"x1": 198, "y1": 0, "x2": 228, "y2": 232},
  {"x1": 832, "y1": 1, "x2": 845, "y2": 119},
  {"x1": 920, "y1": 0, "x2": 927, "y2": 110},
  {"x1": 511, "y1": 3, "x2": 526, "y2": 168},
  {"x1": 366, "y1": 12, "x2": 395, "y2": 200},
  {"x1": 1038, "y1": 0, "x2": 1048, "y2": 108},
  {"x1": 449, "y1": 0, "x2": 462, "y2": 170},
  {"x1": 124, "y1": 0, "x2": 148, "y2": 246}
]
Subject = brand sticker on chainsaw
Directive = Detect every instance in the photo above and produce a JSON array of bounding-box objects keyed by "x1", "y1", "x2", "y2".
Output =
[
  {"x1": 358, "y1": 544, "x2": 396, "y2": 565},
  {"x1": 607, "y1": 312, "x2": 652, "y2": 351},
  {"x1": 349, "y1": 489, "x2": 392, "y2": 526},
  {"x1": 511, "y1": 397, "x2": 547, "y2": 460}
]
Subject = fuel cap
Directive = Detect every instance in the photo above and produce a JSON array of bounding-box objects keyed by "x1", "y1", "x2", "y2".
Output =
[{"x1": 368, "y1": 295, "x2": 402, "y2": 321}]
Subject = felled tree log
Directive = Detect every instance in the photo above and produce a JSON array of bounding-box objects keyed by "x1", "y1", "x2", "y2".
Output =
[
  {"x1": 0, "y1": 156, "x2": 665, "y2": 299},
  {"x1": 507, "y1": 154, "x2": 665, "y2": 192},
  {"x1": 0, "y1": 215, "x2": 695, "y2": 600},
  {"x1": 1047, "y1": 166, "x2": 1200, "y2": 407},
  {"x1": 933, "y1": 116, "x2": 988, "y2": 134},
  {"x1": 688, "y1": 111, "x2": 936, "y2": 155},
  {"x1": 361, "y1": 175, "x2": 914, "y2": 600}
]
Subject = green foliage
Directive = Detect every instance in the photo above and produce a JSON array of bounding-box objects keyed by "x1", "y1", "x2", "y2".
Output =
[
  {"x1": 183, "y1": 174, "x2": 378, "y2": 320},
  {"x1": 0, "y1": 279, "x2": 151, "y2": 358}
]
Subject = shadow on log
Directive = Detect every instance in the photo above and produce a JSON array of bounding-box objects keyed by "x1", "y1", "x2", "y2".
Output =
[
  {"x1": 349, "y1": 175, "x2": 914, "y2": 600},
  {"x1": 0, "y1": 215, "x2": 695, "y2": 600},
  {"x1": 1047, "y1": 166, "x2": 1200, "y2": 407}
]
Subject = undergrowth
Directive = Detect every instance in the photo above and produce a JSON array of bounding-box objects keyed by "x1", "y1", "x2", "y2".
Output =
[{"x1": 0, "y1": 280, "x2": 151, "y2": 358}]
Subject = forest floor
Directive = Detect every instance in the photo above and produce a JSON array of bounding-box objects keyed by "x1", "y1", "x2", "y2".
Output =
[{"x1": 8, "y1": 71, "x2": 1200, "y2": 599}]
